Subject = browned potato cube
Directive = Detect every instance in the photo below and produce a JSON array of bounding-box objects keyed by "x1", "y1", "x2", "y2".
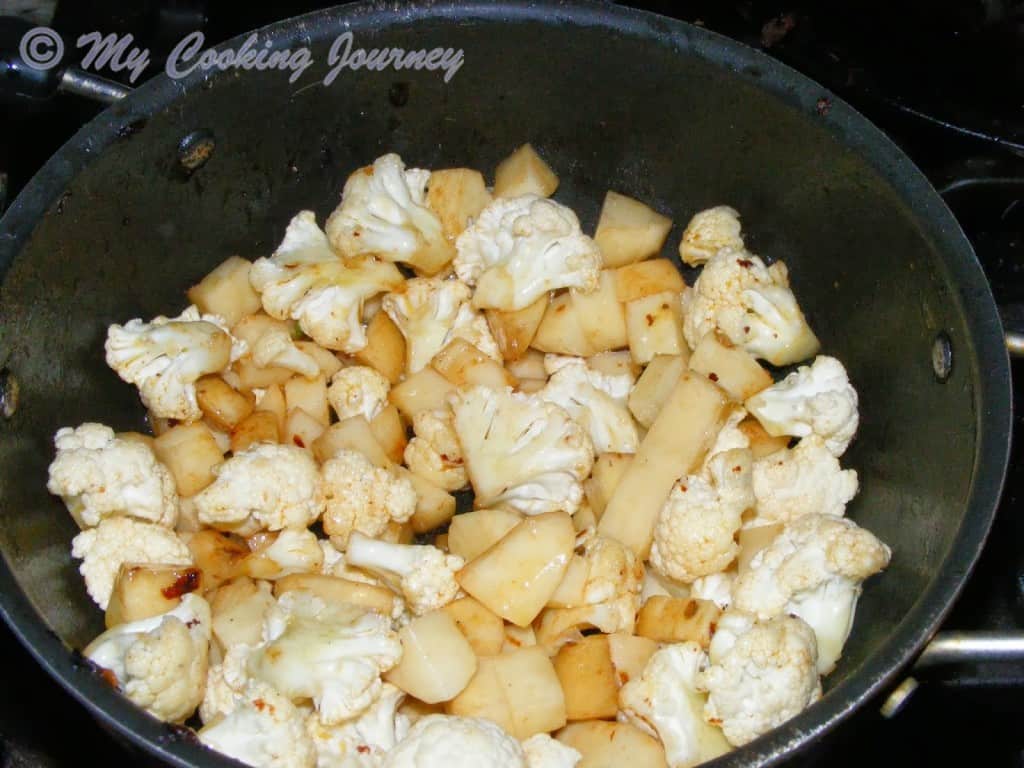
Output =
[
  {"x1": 485, "y1": 295, "x2": 550, "y2": 362},
  {"x1": 295, "y1": 341, "x2": 343, "y2": 378},
  {"x1": 354, "y1": 311, "x2": 406, "y2": 384},
  {"x1": 313, "y1": 416, "x2": 390, "y2": 466},
  {"x1": 738, "y1": 523, "x2": 784, "y2": 574},
  {"x1": 105, "y1": 563, "x2": 203, "y2": 628},
  {"x1": 427, "y1": 168, "x2": 493, "y2": 240},
  {"x1": 403, "y1": 469, "x2": 457, "y2": 534},
  {"x1": 532, "y1": 292, "x2": 597, "y2": 357},
  {"x1": 494, "y1": 143, "x2": 559, "y2": 198},
  {"x1": 635, "y1": 596, "x2": 722, "y2": 648},
  {"x1": 389, "y1": 367, "x2": 456, "y2": 422},
  {"x1": 553, "y1": 635, "x2": 619, "y2": 720},
  {"x1": 274, "y1": 573, "x2": 397, "y2": 615},
  {"x1": 607, "y1": 632, "x2": 659, "y2": 687},
  {"x1": 209, "y1": 577, "x2": 275, "y2": 650},
  {"x1": 233, "y1": 356, "x2": 293, "y2": 389},
  {"x1": 614, "y1": 259, "x2": 687, "y2": 303},
  {"x1": 442, "y1": 596, "x2": 505, "y2": 656},
  {"x1": 284, "y1": 374, "x2": 329, "y2": 425},
  {"x1": 502, "y1": 623, "x2": 538, "y2": 653},
  {"x1": 738, "y1": 418, "x2": 790, "y2": 459},
  {"x1": 689, "y1": 332, "x2": 773, "y2": 401},
  {"x1": 187, "y1": 256, "x2": 262, "y2": 327},
  {"x1": 505, "y1": 348, "x2": 547, "y2": 381},
  {"x1": 284, "y1": 407, "x2": 325, "y2": 452},
  {"x1": 117, "y1": 431, "x2": 155, "y2": 450},
  {"x1": 447, "y1": 507, "x2": 523, "y2": 563},
  {"x1": 254, "y1": 384, "x2": 286, "y2": 433},
  {"x1": 571, "y1": 271, "x2": 628, "y2": 353},
  {"x1": 196, "y1": 376, "x2": 254, "y2": 432},
  {"x1": 593, "y1": 192, "x2": 673, "y2": 269},
  {"x1": 446, "y1": 656, "x2": 511, "y2": 731},
  {"x1": 628, "y1": 355, "x2": 688, "y2": 429},
  {"x1": 625, "y1": 291, "x2": 686, "y2": 364},
  {"x1": 385, "y1": 611, "x2": 478, "y2": 704},
  {"x1": 230, "y1": 411, "x2": 280, "y2": 453},
  {"x1": 557, "y1": 721, "x2": 668, "y2": 768},
  {"x1": 153, "y1": 422, "x2": 225, "y2": 497},
  {"x1": 231, "y1": 313, "x2": 292, "y2": 347},
  {"x1": 186, "y1": 529, "x2": 249, "y2": 592},
  {"x1": 430, "y1": 338, "x2": 516, "y2": 389},
  {"x1": 370, "y1": 403, "x2": 408, "y2": 464},
  {"x1": 587, "y1": 453, "x2": 634, "y2": 519},
  {"x1": 586, "y1": 350, "x2": 640, "y2": 382}
]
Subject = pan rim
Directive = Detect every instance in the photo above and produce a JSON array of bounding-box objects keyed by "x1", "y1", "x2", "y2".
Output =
[{"x1": 0, "y1": 2, "x2": 1012, "y2": 766}]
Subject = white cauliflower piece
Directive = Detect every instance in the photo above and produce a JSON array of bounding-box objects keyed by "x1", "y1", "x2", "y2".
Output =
[
  {"x1": 328, "y1": 366, "x2": 391, "y2": 422},
  {"x1": 383, "y1": 714, "x2": 526, "y2": 768},
  {"x1": 306, "y1": 683, "x2": 410, "y2": 768},
  {"x1": 71, "y1": 517, "x2": 192, "y2": 609},
  {"x1": 745, "y1": 355, "x2": 859, "y2": 457},
  {"x1": 450, "y1": 386, "x2": 594, "y2": 516},
  {"x1": 321, "y1": 451, "x2": 416, "y2": 549},
  {"x1": 247, "y1": 591, "x2": 403, "y2": 725},
  {"x1": 701, "y1": 407, "x2": 750, "y2": 475},
  {"x1": 649, "y1": 448, "x2": 753, "y2": 584},
  {"x1": 250, "y1": 210, "x2": 404, "y2": 353},
  {"x1": 403, "y1": 409, "x2": 468, "y2": 492},
  {"x1": 382, "y1": 277, "x2": 499, "y2": 373},
  {"x1": 681, "y1": 249, "x2": 819, "y2": 366},
  {"x1": 257, "y1": 529, "x2": 325, "y2": 577},
  {"x1": 699, "y1": 611, "x2": 821, "y2": 747},
  {"x1": 251, "y1": 325, "x2": 321, "y2": 378},
  {"x1": 345, "y1": 533, "x2": 463, "y2": 616},
  {"x1": 47, "y1": 422, "x2": 178, "y2": 528},
  {"x1": 521, "y1": 733, "x2": 581, "y2": 768},
  {"x1": 618, "y1": 642, "x2": 731, "y2": 768},
  {"x1": 325, "y1": 153, "x2": 452, "y2": 274},
  {"x1": 319, "y1": 540, "x2": 383, "y2": 587},
  {"x1": 690, "y1": 571, "x2": 734, "y2": 609},
  {"x1": 84, "y1": 593, "x2": 210, "y2": 722},
  {"x1": 732, "y1": 513, "x2": 891, "y2": 673},
  {"x1": 750, "y1": 435, "x2": 859, "y2": 525},
  {"x1": 105, "y1": 305, "x2": 238, "y2": 420},
  {"x1": 679, "y1": 205, "x2": 745, "y2": 266},
  {"x1": 193, "y1": 443, "x2": 324, "y2": 534},
  {"x1": 454, "y1": 195, "x2": 600, "y2": 311},
  {"x1": 539, "y1": 358, "x2": 638, "y2": 454}
]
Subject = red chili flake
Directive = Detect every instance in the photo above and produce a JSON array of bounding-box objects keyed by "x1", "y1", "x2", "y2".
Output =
[
  {"x1": 618, "y1": 671, "x2": 630, "y2": 685},
  {"x1": 556, "y1": 304, "x2": 567, "y2": 314},
  {"x1": 660, "y1": 303, "x2": 670, "y2": 310},
  {"x1": 99, "y1": 668, "x2": 119, "y2": 688},
  {"x1": 645, "y1": 313, "x2": 655, "y2": 326},
  {"x1": 161, "y1": 568, "x2": 202, "y2": 599},
  {"x1": 737, "y1": 258, "x2": 754, "y2": 268},
  {"x1": 357, "y1": 746, "x2": 371, "y2": 754},
  {"x1": 733, "y1": 465, "x2": 742, "y2": 473},
  {"x1": 292, "y1": 435, "x2": 305, "y2": 448},
  {"x1": 684, "y1": 600, "x2": 698, "y2": 618},
  {"x1": 709, "y1": 621, "x2": 718, "y2": 635},
  {"x1": 816, "y1": 97, "x2": 832, "y2": 116},
  {"x1": 254, "y1": 698, "x2": 267, "y2": 712},
  {"x1": 185, "y1": 618, "x2": 200, "y2": 629},
  {"x1": 743, "y1": 326, "x2": 751, "y2": 334},
  {"x1": 708, "y1": 372, "x2": 719, "y2": 382},
  {"x1": 679, "y1": 483, "x2": 688, "y2": 492}
]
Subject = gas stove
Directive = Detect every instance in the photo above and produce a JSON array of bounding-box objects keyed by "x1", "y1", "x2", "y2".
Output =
[{"x1": 1, "y1": 1, "x2": 1022, "y2": 766}]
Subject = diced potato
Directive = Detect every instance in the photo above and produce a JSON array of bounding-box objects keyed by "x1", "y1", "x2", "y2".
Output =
[
  {"x1": 447, "y1": 508, "x2": 523, "y2": 563},
  {"x1": 105, "y1": 563, "x2": 203, "y2": 629},
  {"x1": 573, "y1": 502, "x2": 597, "y2": 532},
  {"x1": 370, "y1": 404, "x2": 408, "y2": 464},
  {"x1": 187, "y1": 256, "x2": 262, "y2": 327},
  {"x1": 231, "y1": 313, "x2": 292, "y2": 348},
  {"x1": 175, "y1": 496, "x2": 202, "y2": 534},
  {"x1": 434, "y1": 533, "x2": 449, "y2": 551},
  {"x1": 689, "y1": 332, "x2": 773, "y2": 401},
  {"x1": 209, "y1": 577, "x2": 275, "y2": 650},
  {"x1": 502, "y1": 623, "x2": 538, "y2": 653},
  {"x1": 195, "y1": 376, "x2": 254, "y2": 432},
  {"x1": 205, "y1": 423, "x2": 232, "y2": 454},
  {"x1": 381, "y1": 520, "x2": 416, "y2": 545},
  {"x1": 598, "y1": 373, "x2": 728, "y2": 558},
  {"x1": 186, "y1": 529, "x2": 249, "y2": 592},
  {"x1": 738, "y1": 523, "x2": 784, "y2": 574},
  {"x1": 354, "y1": 311, "x2": 406, "y2": 385},
  {"x1": 532, "y1": 292, "x2": 596, "y2": 357},
  {"x1": 284, "y1": 374, "x2": 329, "y2": 426},
  {"x1": 389, "y1": 367, "x2": 456, "y2": 422},
  {"x1": 594, "y1": 192, "x2": 673, "y2": 269},
  {"x1": 430, "y1": 338, "x2": 516, "y2": 389},
  {"x1": 230, "y1": 411, "x2": 280, "y2": 453},
  {"x1": 404, "y1": 470, "x2": 457, "y2": 534},
  {"x1": 153, "y1": 422, "x2": 225, "y2": 497},
  {"x1": 313, "y1": 416, "x2": 390, "y2": 466},
  {"x1": 457, "y1": 511, "x2": 575, "y2": 626},
  {"x1": 516, "y1": 379, "x2": 546, "y2": 394},
  {"x1": 446, "y1": 656, "x2": 511, "y2": 730},
  {"x1": 442, "y1": 597, "x2": 505, "y2": 656},
  {"x1": 295, "y1": 341, "x2": 343, "y2": 378},
  {"x1": 284, "y1": 407, "x2": 325, "y2": 452},
  {"x1": 486, "y1": 295, "x2": 549, "y2": 362},
  {"x1": 493, "y1": 143, "x2": 559, "y2": 198},
  {"x1": 427, "y1": 168, "x2": 493, "y2": 240},
  {"x1": 587, "y1": 453, "x2": 634, "y2": 519},
  {"x1": 739, "y1": 418, "x2": 790, "y2": 459},
  {"x1": 586, "y1": 350, "x2": 640, "y2": 382},
  {"x1": 614, "y1": 259, "x2": 687, "y2": 303},
  {"x1": 505, "y1": 349, "x2": 547, "y2": 381},
  {"x1": 386, "y1": 611, "x2": 478, "y2": 703},
  {"x1": 635, "y1": 596, "x2": 721, "y2": 648},
  {"x1": 147, "y1": 411, "x2": 174, "y2": 437},
  {"x1": 557, "y1": 721, "x2": 669, "y2": 768},
  {"x1": 399, "y1": 698, "x2": 446, "y2": 724},
  {"x1": 117, "y1": 431, "x2": 154, "y2": 450},
  {"x1": 233, "y1": 356, "x2": 293, "y2": 389},
  {"x1": 628, "y1": 355, "x2": 687, "y2": 428},
  {"x1": 553, "y1": 636, "x2": 619, "y2": 720},
  {"x1": 571, "y1": 271, "x2": 628, "y2": 353},
  {"x1": 274, "y1": 573, "x2": 397, "y2": 615},
  {"x1": 625, "y1": 291, "x2": 686, "y2": 364},
  {"x1": 546, "y1": 555, "x2": 588, "y2": 608},
  {"x1": 254, "y1": 383, "x2": 287, "y2": 433},
  {"x1": 607, "y1": 632, "x2": 659, "y2": 688}
]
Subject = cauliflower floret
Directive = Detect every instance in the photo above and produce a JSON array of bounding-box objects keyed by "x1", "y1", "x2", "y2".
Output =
[
  {"x1": 193, "y1": 443, "x2": 324, "y2": 534},
  {"x1": 450, "y1": 386, "x2": 594, "y2": 516},
  {"x1": 247, "y1": 591, "x2": 403, "y2": 725},
  {"x1": 403, "y1": 409, "x2": 468, "y2": 492},
  {"x1": 679, "y1": 206, "x2": 745, "y2": 266},
  {"x1": 681, "y1": 250, "x2": 819, "y2": 366},
  {"x1": 454, "y1": 195, "x2": 600, "y2": 311},
  {"x1": 200, "y1": 681, "x2": 317, "y2": 768},
  {"x1": 71, "y1": 517, "x2": 192, "y2": 609},
  {"x1": 618, "y1": 642, "x2": 731, "y2": 768},
  {"x1": 382, "y1": 277, "x2": 499, "y2": 374},
  {"x1": 105, "y1": 305, "x2": 238, "y2": 420},
  {"x1": 750, "y1": 435, "x2": 859, "y2": 525},
  {"x1": 328, "y1": 366, "x2": 391, "y2": 422},
  {"x1": 256, "y1": 529, "x2": 325, "y2": 577},
  {"x1": 538, "y1": 358, "x2": 638, "y2": 454},
  {"x1": 325, "y1": 153, "x2": 452, "y2": 274},
  {"x1": 383, "y1": 714, "x2": 526, "y2": 768},
  {"x1": 745, "y1": 355, "x2": 859, "y2": 457},
  {"x1": 649, "y1": 448, "x2": 753, "y2": 584},
  {"x1": 701, "y1": 406, "x2": 749, "y2": 475},
  {"x1": 319, "y1": 540, "x2": 383, "y2": 587},
  {"x1": 732, "y1": 513, "x2": 891, "y2": 673},
  {"x1": 699, "y1": 611, "x2": 821, "y2": 747},
  {"x1": 321, "y1": 451, "x2": 416, "y2": 549},
  {"x1": 84, "y1": 593, "x2": 211, "y2": 722},
  {"x1": 690, "y1": 571, "x2": 734, "y2": 609},
  {"x1": 250, "y1": 211, "x2": 404, "y2": 353},
  {"x1": 46, "y1": 422, "x2": 178, "y2": 528},
  {"x1": 251, "y1": 325, "x2": 321, "y2": 378},
  {"x1": 521, "y1": 733, "x2": 581, "y2": 768},
  {"x1": 345, "y1": 533, "x2": 463, "y2": 616},
  {"x1": 306, "y1": 683, "x2": 410, "y2": 767}
]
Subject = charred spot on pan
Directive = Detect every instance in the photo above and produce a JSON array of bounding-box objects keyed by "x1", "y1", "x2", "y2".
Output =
[
  {"x1": 816, "y1": 97, "x2": 832, "y2": 116},
  {"x1": 55, "y1": 190, "x2": 72, "y2": 215},
  {"x1": 177, "y1": 131, "x2": 216, "y2": 175},
  {"x1": 389, "y1": 81, "x2": 410, "y2": 108}
]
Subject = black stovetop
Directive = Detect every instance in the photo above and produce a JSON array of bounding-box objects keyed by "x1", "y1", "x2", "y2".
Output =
[{"x1": 2, "y1": 1, "x2": 1023, "y2": 766}]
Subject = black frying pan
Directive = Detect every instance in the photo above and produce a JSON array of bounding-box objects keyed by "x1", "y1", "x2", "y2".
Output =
[{"x1": 0, "y1": 2, "x2": 1014, "y2": 766}]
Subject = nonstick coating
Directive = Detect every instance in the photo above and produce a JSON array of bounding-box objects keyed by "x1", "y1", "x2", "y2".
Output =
[{"x1": 0, "y1": 2, "x2": 1011, "y2": 766}]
